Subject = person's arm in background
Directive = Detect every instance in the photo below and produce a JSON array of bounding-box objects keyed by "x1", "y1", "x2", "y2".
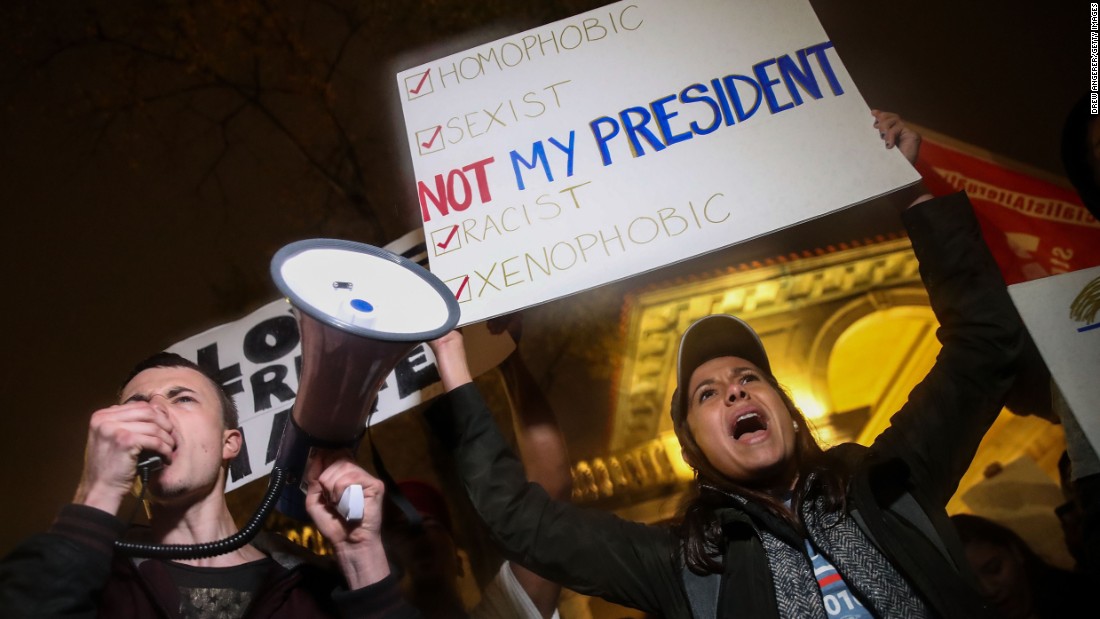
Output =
[
  {"x1": 1054, "y1": 383, "x2": 1100, "y2": 576},
  {"x1": 489, "y1": 316, "x2": 572, "y2": 618}
]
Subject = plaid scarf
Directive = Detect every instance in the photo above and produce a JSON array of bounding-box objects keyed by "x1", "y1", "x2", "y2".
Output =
[{"x1": 724, "y1": 488, "x2": 932, "y2": 619}]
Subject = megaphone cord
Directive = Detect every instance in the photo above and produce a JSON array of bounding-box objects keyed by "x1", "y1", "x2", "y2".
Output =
[{"x1": 113, "y1": 466, "x2": 286, "y2": 560}]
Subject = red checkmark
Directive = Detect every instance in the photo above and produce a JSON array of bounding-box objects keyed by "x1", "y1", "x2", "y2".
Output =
[
  {"x1": 454, "y1": 275, "x2": 470, "y2": 300},
  {"x1": 437, "y1": 225, "x2": 459, "y2": 250},
  {"x1": 409, "y1": 69, "x2": 431, "y2": 95},
  {"x1": 421, "y1": 125, "x2": 442, "y2": 150}
]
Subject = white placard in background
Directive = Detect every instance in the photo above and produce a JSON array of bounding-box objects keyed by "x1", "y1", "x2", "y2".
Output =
[
  {"x1": 398, "y1": 0, "x2": 919, "y2": 325},
  {"x1": 168, "y1": 303, "x2": 512, "y2": 492},
  {"x1": 1009, "y1": 265, "x2": 1100, "y2": 452}
]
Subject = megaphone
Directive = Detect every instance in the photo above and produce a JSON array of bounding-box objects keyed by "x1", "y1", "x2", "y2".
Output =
[
  {"x1": 270, "y1": 238, "x2": 460, "y2": 520},
  {"x1": 114, "y1": 238, "x2": 459, "y2": 559}
]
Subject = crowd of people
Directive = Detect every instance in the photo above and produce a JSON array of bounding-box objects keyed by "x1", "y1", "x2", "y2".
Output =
[{"x1": 0, "y1": 104, "x2": 1097, "y2": 619}]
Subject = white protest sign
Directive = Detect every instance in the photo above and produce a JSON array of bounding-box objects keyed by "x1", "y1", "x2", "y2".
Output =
[
  {"x1": 1009, "y1": 266, "x2": 1100, "y2": 453},
  {"x1": 398, "y1": 0, "x2": 919, "y2": 325},
  {"x1": 168, "y1": 300, "x2": 512, "y2": 492}
]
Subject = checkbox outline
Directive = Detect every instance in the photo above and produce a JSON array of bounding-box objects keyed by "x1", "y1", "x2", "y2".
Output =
[
  {"x1": 432, "y1": 224, "x2": 461, "y2": 257},
  {"x1": 445, "y1": 274, "x2": 472, "y2": 303},
  {"x1": 405, "y1": 69, "x2": 433, "y2": 100},
  {"x1": 417, "y1": 125, "x2": 444, "y2": 155}
]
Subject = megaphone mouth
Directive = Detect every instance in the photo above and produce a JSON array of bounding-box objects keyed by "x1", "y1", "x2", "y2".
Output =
[{"x1": 270, "y1": 238, "x2": 460, "y2": 342}]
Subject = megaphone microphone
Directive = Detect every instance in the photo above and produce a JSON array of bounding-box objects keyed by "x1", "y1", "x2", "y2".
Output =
[
  {"x1": 270, "y1": 239, "x2": 460, "y2": 521},
  {"x1": 115, "y1": 238, "x2": 459, "y2": 559}
]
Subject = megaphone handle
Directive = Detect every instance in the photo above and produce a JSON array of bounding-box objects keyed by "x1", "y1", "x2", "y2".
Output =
[{"x1": 337, "y1": 484, "x2": 365, "y2": 522}]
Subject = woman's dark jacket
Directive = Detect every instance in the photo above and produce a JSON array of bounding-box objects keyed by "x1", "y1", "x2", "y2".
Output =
[{"x1": 426, "y1": 192, "x2": 1023, "y2": 618}]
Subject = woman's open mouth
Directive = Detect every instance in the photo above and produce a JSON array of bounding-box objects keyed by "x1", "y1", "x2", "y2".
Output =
[{"x1": 731, "y1": 411, "x2": 768, "y2": 442}]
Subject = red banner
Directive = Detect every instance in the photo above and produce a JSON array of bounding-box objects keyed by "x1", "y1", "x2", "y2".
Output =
[{"x1": 917, "y1": 138, "x2": 1100, "y2": 286}]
